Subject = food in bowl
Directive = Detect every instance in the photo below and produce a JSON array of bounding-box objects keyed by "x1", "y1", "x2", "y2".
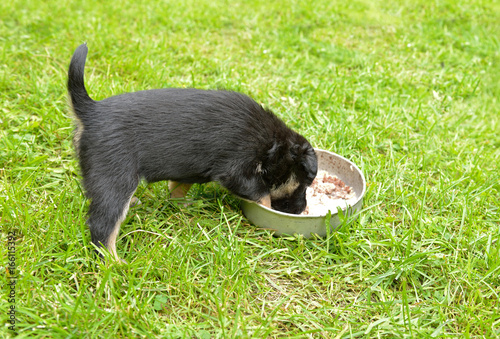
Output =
[{"x1": 301, "y1": 170, "x2": 356, "y2": 215}]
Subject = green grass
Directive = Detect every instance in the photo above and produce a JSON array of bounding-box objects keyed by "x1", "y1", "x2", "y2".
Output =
[{"x1": 1, "y1": 0, "x2": 499, "y2": 337}]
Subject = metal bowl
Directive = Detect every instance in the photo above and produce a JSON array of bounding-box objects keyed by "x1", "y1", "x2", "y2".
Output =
[{"x1": 241, "y1": 149, "x2": 366, "y2": 238}]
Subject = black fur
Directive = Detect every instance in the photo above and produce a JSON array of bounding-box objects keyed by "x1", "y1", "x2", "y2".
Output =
[{"x1": 68, "y1": 43, "x2": 317, "y2": 259}]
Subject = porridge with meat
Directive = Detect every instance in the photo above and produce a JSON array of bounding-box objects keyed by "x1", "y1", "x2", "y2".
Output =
[{"x1": 301, "y1": 170, "x2": 356, "y2": 215}]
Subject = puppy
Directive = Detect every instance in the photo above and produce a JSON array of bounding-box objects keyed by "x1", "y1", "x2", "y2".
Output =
[{"x1": 68, "y1": 43, "x2": 317, "y2": 261}]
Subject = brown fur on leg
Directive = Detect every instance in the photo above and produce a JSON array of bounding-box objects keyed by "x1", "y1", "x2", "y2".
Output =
[
  {"x1": 168, "y1": 181, "x2": 193, "y2": 199},
  {"x1": 107, "y1": 193, "x2": 135, "y2": 263},
  {"x1": 259, "y1": 194, "x2": 271, "y2": 208}
]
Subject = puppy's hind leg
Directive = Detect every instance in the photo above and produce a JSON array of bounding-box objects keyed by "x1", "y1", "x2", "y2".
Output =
[{"x1": 86, "y1": 174, "x2": 139, "y2": 262}]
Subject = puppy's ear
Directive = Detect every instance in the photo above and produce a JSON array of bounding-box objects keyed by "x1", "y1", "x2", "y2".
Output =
[
  {"x1": 261, "y1": 140, "x2": 289, "y2": 183},
  {"x1": 267, "y1": 141, "x2": 280, "y2": 159},
  {"x1": 299, "y1": 145, "x2": 318, "y2": 182},
  {"x1": 289, "y1": 143, "x2": 301, "y2": 160},
  {"x1": 265, "y1": 140, "x2": 290, "y2": 166},
  {"x1": 288, "y1": 141, "x2": 310, "y2": 161}
]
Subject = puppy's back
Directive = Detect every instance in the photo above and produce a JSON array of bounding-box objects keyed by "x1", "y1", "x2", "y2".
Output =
[{"x1": 93, "y1": 88, "x2": 288, "y2": 183}]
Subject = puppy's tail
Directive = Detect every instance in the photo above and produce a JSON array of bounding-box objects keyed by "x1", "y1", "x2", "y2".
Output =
[{"x1": 68, "y1": 43, "x2": 94, "y2": 117}]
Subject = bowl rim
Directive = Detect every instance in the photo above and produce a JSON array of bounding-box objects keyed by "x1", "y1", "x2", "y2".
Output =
[{"x1": 244, "y1": 148, "x2": 366, "y2": 218}]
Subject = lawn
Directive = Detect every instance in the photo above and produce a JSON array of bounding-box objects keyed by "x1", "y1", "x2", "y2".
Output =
[{"x1": 1, "y1": 0, "x2": 499, "y2": 337}]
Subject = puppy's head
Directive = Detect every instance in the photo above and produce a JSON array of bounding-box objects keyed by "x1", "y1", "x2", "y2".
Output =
[{"x1": 261, "y1": 135, "x2": 317, "y2": 214}]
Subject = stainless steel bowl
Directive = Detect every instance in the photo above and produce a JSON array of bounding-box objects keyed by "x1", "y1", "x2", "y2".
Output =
[{"x1": 241, "y1": 149, "x2": 366, "y2": 238}]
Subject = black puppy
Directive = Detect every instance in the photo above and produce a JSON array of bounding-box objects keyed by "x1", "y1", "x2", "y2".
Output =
[{"x1": 68, "y1": 43, "x2": 317, "y2": 261}]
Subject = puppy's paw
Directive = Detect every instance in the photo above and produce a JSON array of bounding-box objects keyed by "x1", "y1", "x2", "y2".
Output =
[
  {"x1": 170, "y1": 198, "x2": 194, "y2": 208},
  {"x1": 258, "y1": 194, "x2": 271, "y2": 209}
]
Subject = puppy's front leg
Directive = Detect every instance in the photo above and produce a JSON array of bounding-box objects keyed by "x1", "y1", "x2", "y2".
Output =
[
  {"x1": 258, "y1": 194, "x2": 271, "y2": 209},
  {"x1": 168, "y1": 181, "x2": 193, "y2": 199}
]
